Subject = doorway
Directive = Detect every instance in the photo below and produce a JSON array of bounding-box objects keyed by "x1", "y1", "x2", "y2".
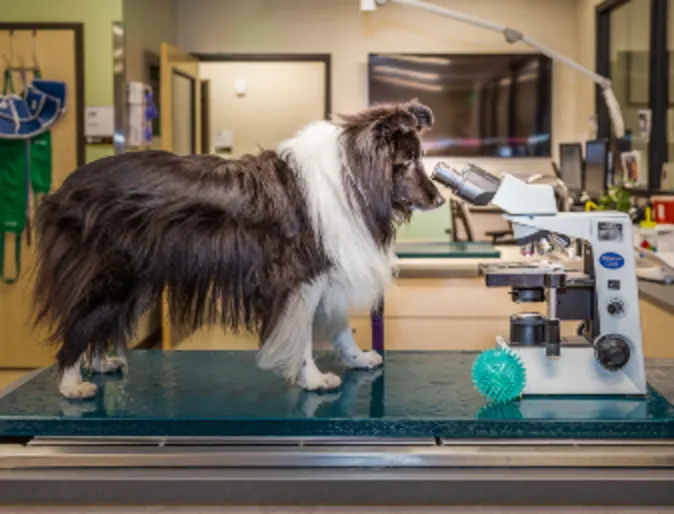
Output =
[
  {"x1": 157, "y1": 50, "x2": 331, "y2": 350},
  {"x1": 197, "y1": 54, "x2": 330, "y2": 158}
]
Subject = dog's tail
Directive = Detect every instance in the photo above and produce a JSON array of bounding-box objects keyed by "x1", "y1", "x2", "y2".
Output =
[{"x1": 32, "y1": 193, "x2": 117, "y2": 364}]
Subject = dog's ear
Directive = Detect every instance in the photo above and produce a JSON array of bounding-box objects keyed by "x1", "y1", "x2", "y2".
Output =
[{"x1": 404, "y1": 99, "x2": 434, "y2": 131}]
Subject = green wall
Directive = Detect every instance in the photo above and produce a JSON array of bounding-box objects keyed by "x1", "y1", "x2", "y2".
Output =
[
  {"x1": 3, "y1": 0, "x2": 123, "y2": 162},
  {"x1": 396, "y1": 204, "x2": 452, "y2": 242}
]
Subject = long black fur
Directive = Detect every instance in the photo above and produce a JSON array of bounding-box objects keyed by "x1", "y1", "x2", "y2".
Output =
[
  {"x1": 33, "y1": 150, "x2": 330, "y2": 369},
  {"x1": 32, "y1": 101, "x2": 441, "y2": 373}
]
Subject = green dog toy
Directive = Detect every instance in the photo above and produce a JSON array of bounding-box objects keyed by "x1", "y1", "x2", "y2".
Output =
[{"x1": 472, "y1": 347, "x2": 526, "y2": 404}]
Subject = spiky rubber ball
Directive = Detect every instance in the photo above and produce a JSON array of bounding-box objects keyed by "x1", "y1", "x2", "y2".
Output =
[{"x1": 471, "y1": 347, "x2": 526, "y2": 404}]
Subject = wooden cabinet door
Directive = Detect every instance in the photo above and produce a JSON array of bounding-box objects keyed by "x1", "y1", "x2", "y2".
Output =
[{"x1": 0, "y1": 28, "x2": 80, "y2": 368}]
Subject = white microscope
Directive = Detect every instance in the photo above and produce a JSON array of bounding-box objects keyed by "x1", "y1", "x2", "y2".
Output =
[{"x1": 432, "y1": 163, "x2": 647, "y2": 397}]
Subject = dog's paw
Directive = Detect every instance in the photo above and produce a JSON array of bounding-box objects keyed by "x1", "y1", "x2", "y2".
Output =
[
  {"x1": 297, "y1": 369, "x2": 342, "y2": 391},
  {"x1": 92, "y1": 356, "x2": 127, "y2": 374},
  {"x1": 341, "y1": 350, "x2": 383, "y2": 370},
  {"x1": 59, "y1": 381, "x2": 98, "y2": 400}
]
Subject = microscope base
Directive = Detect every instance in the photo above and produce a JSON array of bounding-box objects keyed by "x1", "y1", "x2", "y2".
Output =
[{"x1": 501, "y1": 340, "x2": 648, "y2": 396}]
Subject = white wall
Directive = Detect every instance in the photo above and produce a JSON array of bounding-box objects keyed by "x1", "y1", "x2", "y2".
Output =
[
  {"x1": 177, "y1": 0, "x2": 580, "y2": 178},
  {"x1": 575, "y1": 0, "x2": 601, "y2": 141},
  {"x1": 200, "y1": 61, "x2": 326, "y2": 157}
]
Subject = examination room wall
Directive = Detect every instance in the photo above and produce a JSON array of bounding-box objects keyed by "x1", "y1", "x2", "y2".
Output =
[
  {"x1": 2, "y1": 0, "x2": 123, "y2": 163},
  {"x1": 177, "y1": 0, "x2": 583, "y2": 242},
  {"x1": 177, "y1": 0, "x2": 582, "y2": 165},
  {"x1": 123, "y1": 0, "x2": 178, "y2": 84}
]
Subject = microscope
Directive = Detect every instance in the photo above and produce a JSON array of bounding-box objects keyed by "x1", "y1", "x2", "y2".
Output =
[{"x1": 432, "y1": 163, "x2": 647, "y2": 397}]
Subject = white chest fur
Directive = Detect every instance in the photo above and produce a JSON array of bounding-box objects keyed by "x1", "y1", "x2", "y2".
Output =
[{"x1": 279, "y1": 121, "x2": 393, "y2": 310}]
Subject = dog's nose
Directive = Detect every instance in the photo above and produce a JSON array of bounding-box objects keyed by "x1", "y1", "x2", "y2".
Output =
[{"x1": 434, "y1": 194, "x2": 446, "y2": 208}]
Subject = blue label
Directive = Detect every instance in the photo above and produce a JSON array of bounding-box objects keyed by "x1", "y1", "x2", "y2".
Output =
[{"x1": 599, "y1": 252, "x2": 625, "y2": 270}]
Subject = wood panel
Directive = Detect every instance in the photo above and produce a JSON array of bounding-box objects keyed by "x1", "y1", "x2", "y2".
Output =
[
  {"x1": 0, "y1": 29, "x2": 79, "y2": 368},
  {"x1": 639, "y1": 299, "x2": 674, "y2": 359}
]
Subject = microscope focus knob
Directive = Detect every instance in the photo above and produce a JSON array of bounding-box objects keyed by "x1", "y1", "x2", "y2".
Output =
[
  {"x1": 594, "y1": 335, "x2": 631, "y2": 372},
  {"x1": 607, "y1": 299, "x2": 625, "y2": 316}
]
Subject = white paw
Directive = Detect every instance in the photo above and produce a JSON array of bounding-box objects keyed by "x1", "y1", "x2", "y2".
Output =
[
  {"x1": 59, "y1": 381, "x2": 98, "y2": 400},
  {"x1": 92, "y1": 356, "x2": 127, "y2": 374},
  {"x1": 341, "y1": 350, "x2": 383, "y2": 370},
  {"x1": 297, "y1": 369, "x2": 342, "y2": 391}
]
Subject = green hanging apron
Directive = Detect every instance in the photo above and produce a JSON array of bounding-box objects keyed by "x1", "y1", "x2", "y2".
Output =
[
  {"x1": 0, "y1": 69, "x2": 32, "y2": 283},
  {"x1": 0, "y1": 131, "x2": 28, "y2": 284},
  {"x1": 29, "y1": 68, "x2": 53, "y2": 201}
]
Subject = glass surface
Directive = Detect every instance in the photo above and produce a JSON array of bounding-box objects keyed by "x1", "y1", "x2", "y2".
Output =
[
  {"x1": 610, "y1": 0, "x2": 650, "y2": 184},
  {"x1": 585, "y1": 140, "x2": 610, "y2": 198},
  {"x1": 559, "y1": 143, "x2": 584, "y2": 192},
  {"x1": 0, "y1": 351, "x2": 672, "y2": 439},
  {"x1": 368, "y1": 54, "x2": 552, "y2": 158}
]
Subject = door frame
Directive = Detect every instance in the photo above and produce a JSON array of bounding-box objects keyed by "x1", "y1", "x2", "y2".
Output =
[
  {"x1": 194, "y1": 53, "x2": 332, "y2": 119},
  {"x1": 200, "y1": 79, "x2": 210, "y2": 154},
  {"x1": 171, "y1": 68, "x2": 198, "y2": 154},
  {"x1": 0, "y1": 22, "x2": 85, "y2": 167}
]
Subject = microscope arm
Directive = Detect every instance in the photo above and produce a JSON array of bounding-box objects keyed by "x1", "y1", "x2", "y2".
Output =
[
  {"x1": 431, "y1": 162, "x2": 558, "y2": 216},
  {"x1": 362, "y1": 0, "x2": 625, "y2": 139}
]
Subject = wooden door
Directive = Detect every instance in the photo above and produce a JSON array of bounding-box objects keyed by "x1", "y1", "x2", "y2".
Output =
[
  {"x1": 0, "y1": 27, "x2": 82, "y2": 368},
  {"x1": 159, "y1": 43, "x2": 201, "y2": 350}
]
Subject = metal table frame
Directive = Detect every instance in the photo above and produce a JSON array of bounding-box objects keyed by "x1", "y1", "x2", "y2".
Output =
[{"x1": 2, "y1": 436, "x2": 674, "y2": 505}]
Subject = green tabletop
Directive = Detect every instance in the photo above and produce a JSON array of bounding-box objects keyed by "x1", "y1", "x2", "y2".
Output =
[
  {"x1": 0, "y1": 351, "x2": 672, "y2": 439},
  {"x1": 395, "y1": 242, "x2": 501, "y2": 259}
]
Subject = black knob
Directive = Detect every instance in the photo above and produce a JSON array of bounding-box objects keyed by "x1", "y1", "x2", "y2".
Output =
[
  {"x1": 607, "y1": 301, "x2": 624, "y2": 316},
  {"x1": 594, "y1": 335, "x2": 631, "y2": 371}
]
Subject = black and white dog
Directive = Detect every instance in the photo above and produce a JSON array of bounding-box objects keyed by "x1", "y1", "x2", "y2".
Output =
[{"x1": 32, "y1": 100, "x2": 445, "y2": 399}]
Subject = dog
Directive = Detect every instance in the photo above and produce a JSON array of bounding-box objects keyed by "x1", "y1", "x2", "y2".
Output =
[{"x1": 32, "y1": 100, "x2": 445, "y2": 399}]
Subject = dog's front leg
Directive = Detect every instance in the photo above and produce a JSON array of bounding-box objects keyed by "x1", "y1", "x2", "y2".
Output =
[
  {"x1": 333, "y1": 326, "x2": 383, "y2": 370},
  {"x1": 318, "y1": 298, "x2": 382, "y2": 370},
  {"x1": 257, "y1": 276, "x2": 341, "y2": 391},
  {"x1": 296, "y1": 340, "x2": 342, "y2": 391}
]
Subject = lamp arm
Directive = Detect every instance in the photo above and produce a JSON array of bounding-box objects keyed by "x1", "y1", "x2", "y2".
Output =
[{"x1": 383, "y1": 0, "x2": 626, "y2": 138}]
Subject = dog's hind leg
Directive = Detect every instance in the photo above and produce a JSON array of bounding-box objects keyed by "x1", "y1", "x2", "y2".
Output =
[
  {"x1": 59, "y1": 357, "x2": 98, "y2": 399},
  {"x1": 58, "y1": 281, "x2": 150, "y2": 399}
]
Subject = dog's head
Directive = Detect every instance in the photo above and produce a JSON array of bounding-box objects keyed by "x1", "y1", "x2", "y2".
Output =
[{"x1": 336, "y1": 100, "x2": 445, "y2": 245}]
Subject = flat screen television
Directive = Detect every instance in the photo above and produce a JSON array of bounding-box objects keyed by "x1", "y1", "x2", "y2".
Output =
[{"x1": 368, "y1": 53, "x2": 552, "y2": 158}]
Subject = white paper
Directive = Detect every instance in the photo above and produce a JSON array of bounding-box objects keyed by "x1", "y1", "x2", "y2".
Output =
[
  {"x1": 85, "y1": 106, "x2": 114, "y2": 137},
  {"x1": 638, "y1": 109, "x2": 651, "y2": 143},
  {"x1": 215, "y1": 130, "x2": 234, "y2": 149}
]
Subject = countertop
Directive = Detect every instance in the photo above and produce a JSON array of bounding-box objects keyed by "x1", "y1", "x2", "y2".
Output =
[{"x1": 0, "y1": 351, "x2": 672, "y2": 439}]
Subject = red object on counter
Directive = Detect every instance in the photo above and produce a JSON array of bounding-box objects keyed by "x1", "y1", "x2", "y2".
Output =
[{"x1": 652, "y1": 196, "x2": 674, "y2": 224}]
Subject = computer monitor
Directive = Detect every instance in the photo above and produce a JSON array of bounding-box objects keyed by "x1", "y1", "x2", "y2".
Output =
[
  {"x1": 585, "y1": 139, "x2": 610, "y2": 199},
  {"x1": 559, "y1": 143, "x2": 584, "y2": 193}
]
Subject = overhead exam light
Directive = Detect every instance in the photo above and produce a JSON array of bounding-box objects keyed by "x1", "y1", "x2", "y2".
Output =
[{"x1": 361, "y1": 0, "x2": 625, "y2": 139}]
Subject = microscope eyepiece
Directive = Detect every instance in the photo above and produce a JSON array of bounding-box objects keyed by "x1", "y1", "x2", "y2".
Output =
[{"x1": 431, "y1": 163, "x2": 501, "y2": 206}]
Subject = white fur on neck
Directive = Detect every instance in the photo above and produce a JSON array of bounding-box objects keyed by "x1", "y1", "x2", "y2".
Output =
[{"x1": 279, "y1": 121, "x2": 392, "y2": 311}]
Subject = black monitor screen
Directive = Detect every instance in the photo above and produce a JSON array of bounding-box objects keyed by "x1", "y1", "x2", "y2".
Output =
[
  {"x1": 559, "y1": 143, "x2": 584, "y2": 192},
  {"x1": 585, "y1": 140, "x2": 609, "y2": 198},
  {"x1": 368, "y1": 53, "x2": 552, "y2": 157}
]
